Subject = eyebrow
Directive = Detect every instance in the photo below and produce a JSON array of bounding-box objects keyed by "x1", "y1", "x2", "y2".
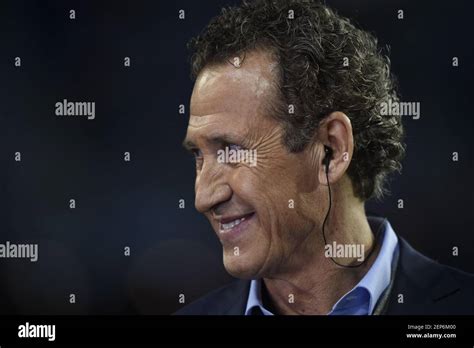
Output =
[
  {"x1": 182, "y1": 133, "x2": 245, "y2": 152},
  {"x1": 182, "y1": 139, "x2": 196, "y2": 151}
]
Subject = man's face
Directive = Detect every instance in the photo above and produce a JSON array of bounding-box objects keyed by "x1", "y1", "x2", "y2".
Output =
[{"x1": 183, "y1": 51, "x2": 324, "y2": 279}]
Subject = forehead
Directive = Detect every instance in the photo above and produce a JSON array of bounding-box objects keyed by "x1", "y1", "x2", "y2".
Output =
[{"x1": 188, "y1": 50, "x2": 279, "y2": 133}]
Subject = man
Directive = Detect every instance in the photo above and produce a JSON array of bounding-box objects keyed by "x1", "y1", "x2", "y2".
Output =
[{"x1": 178, "y1": 0, "x2": 474, "y2": 315}]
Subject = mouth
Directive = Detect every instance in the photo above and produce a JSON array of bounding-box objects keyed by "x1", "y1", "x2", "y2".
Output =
[{"x1": 217, "y1": 212, "x2": 255, "y2": 242}]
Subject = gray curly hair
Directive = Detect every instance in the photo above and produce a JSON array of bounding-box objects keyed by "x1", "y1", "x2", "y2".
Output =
[{"x1": 188, "y1": 0, "x2": 406, "y2": 201}]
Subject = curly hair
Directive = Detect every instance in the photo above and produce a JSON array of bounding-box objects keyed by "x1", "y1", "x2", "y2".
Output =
[{"x1": 188, "y1": 0, "x2": 405, "y2": 201}]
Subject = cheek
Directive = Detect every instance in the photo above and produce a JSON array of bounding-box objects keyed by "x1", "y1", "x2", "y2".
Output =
[
  {"x1": 232, "y1": 167, "x2": 300, "y2": 245},
  {"x1": 233, "y1": 168, "x2": 287, "y2": 221}
]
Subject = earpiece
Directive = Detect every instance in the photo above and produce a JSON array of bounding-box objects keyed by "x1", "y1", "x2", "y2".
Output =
[{"x1": 323, "y1": 145, "x2": 333, "y2": 170}]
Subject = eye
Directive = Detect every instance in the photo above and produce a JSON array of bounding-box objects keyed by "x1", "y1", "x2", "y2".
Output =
[
  {"x1": 191, "y1": 149, "x2": 203, "y2": 170},
  {"x1": 227, "y1": 143, "x2": 243, "y2": 151},
  {"x1": 191, "y1": 148, "x2": 203, "y2": 160}
]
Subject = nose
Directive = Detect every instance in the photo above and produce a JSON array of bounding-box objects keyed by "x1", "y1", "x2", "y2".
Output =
[{"x1": 195, "y1": 159, "x2": 232, "y2": 214}]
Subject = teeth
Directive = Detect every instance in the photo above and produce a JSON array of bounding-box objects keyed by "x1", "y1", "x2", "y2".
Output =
[{"x1": 220, "y1": 217, "x2": 246, "y2": 231}]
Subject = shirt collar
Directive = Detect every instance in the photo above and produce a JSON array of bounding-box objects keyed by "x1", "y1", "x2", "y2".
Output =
[
  {"x1": 244, "y1": 278, "x2": 274, "y2": 315},
  {"x1": 245, "y1": 217, "x2": 399, "y2": 315}
]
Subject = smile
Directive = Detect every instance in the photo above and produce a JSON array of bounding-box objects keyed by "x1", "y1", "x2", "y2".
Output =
[
  {"x1": 217, "y1": 212, "x2": 255, "y2": 242},
  {"x1": 220, "y1": 216, "x2": 247, "y2": 231}
]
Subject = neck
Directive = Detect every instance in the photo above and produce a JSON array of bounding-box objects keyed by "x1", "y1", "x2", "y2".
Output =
[{"x1": 263, "y1": 192, "x2": 379, "y2": 315}]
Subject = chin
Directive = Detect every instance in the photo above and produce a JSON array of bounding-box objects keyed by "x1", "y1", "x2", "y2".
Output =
[{"x1": 222, "y1": 248, "x2": 264, "y2": 279}]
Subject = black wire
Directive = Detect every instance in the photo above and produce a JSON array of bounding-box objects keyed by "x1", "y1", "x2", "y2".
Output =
[{"x1": 322, "y1": 165, "x2": 377, "y2": 268}]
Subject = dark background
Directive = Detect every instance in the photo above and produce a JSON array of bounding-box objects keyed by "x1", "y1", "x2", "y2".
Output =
[{"x1": 0, "y1": 0, "x2": 473, "y2": 315}]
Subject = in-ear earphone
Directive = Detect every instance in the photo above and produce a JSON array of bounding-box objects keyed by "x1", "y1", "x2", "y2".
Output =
[
  {"x1": 321, "y1": 145, "x2": 376, "y2": 268},
  {"x1": 323, "y1": 145, "x2": 333, "y2": 171}
]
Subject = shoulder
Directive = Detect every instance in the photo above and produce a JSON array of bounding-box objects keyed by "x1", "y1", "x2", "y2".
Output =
[
  {"x1": 174, "y1": 279, "x2": 250, "y2": 315},
  {"x1": 388, "y1": 237, "x2": 474, "y2": 314}
]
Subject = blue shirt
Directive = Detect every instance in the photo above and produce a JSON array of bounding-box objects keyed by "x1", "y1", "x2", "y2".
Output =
[{"x1": 245, "y1": 219, "x2": 399, "y2": 315}]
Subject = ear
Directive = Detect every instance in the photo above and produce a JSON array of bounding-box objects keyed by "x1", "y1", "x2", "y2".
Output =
[{"x1": 317, "y1": 112, "x2": 354, "y2": 186}]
